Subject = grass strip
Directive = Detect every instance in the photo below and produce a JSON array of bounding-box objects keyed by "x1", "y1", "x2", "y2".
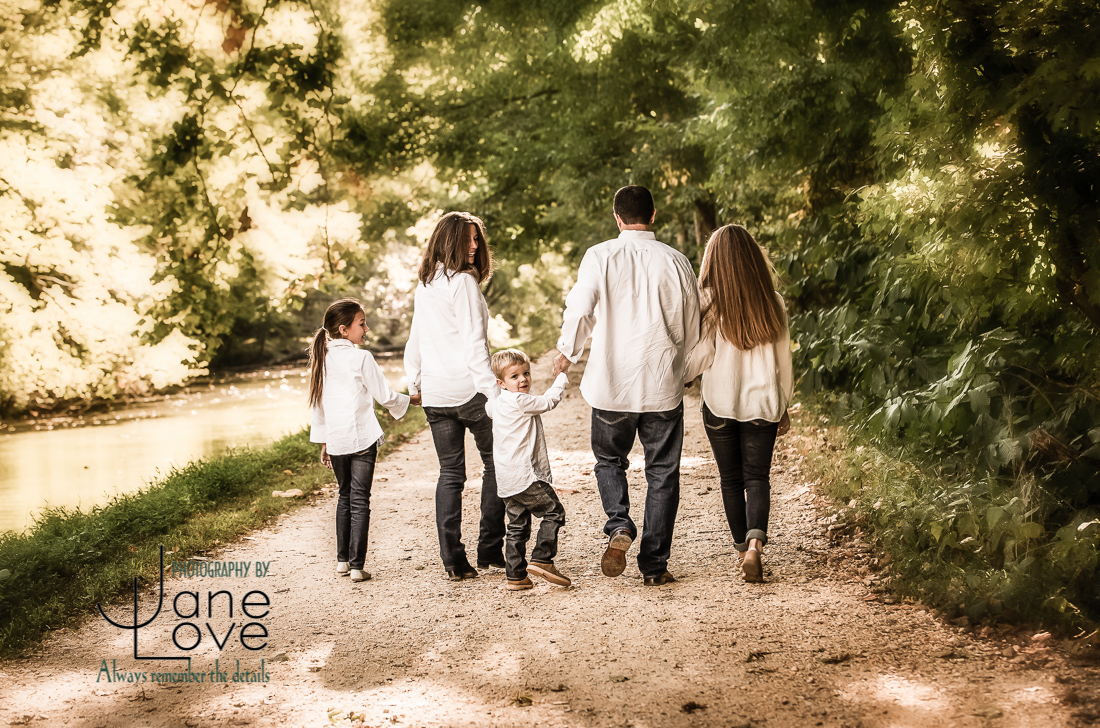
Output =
[
  {"x1": 791, "y1": 398, "x2": 1099, "y2": 635},
  {"x1": 0, "y1": 405, "x2": 425, "y2": 656}
]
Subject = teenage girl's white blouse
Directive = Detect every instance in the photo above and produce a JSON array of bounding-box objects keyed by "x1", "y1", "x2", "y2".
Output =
[
  {"x1": 310, "y1": 339, "x2": 410, "y2": 456},
  {"x1": 684, "y1": 292, "x2": 793, "y2": 423},
  {"x1": 404, "y1": 265, "x2": 498, "y2": 409}
]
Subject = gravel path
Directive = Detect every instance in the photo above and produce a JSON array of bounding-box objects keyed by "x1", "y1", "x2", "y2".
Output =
[{"x1": 1, "y1": 353, "x2": 1096, "y2": 728}]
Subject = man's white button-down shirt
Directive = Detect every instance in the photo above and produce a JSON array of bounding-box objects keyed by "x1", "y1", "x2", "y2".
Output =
[
  {"x1": 310, "y1": 339, "x2": 410, "y2": 456},
  {"x1": 557, "y1": 230, "x2": 701, "y2": 413},
  {"x1": 404, "y1": 265, "x2": 499, "y2": 409},
  {"x1": 489, "y1": 373, "x2": 569, "y2": 498}
]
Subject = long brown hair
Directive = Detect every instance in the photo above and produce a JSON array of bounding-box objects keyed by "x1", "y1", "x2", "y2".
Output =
[
  {"x1": 698, "y1": 224, "x2": 786, "y2": 350},
  {"x1": 417, "y1": 211, "x2": 492, "y2": 285},
  {"x1": 307, "y1": 298, "x2": 365, "y2": 407}
]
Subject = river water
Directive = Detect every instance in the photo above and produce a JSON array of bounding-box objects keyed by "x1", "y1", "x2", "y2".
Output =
[{"x1": 0, "y1": 358, "x2": 408, "y2": 534}]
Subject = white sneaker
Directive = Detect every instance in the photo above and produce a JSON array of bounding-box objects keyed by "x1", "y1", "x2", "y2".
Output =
[
  {"x1": 337, "y1": 561, "x2": 350, "y2": 576},
  {"x1": 350, "y1": 569, "x2": 371, "y2": 582}
]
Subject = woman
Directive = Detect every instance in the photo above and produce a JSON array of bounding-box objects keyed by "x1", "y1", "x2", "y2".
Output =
[
  {"x1": 404, "y1": 211, "x2": 505, "y2": 580},
  {"x1": 685, "y1": 224, "x2": 793, "y2": 582}
]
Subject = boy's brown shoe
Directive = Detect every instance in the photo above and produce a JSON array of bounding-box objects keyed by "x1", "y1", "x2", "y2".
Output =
[
  {"x1": 527, "y1": 562, "x2": 571, "y2": 587},
  {"x1": 506, "y1": 576, "x2": 534, "y2": 591}
]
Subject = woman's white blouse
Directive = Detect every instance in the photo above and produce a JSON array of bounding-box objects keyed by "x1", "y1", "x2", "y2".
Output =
[
  {"x1": 404, "y1": 265, "x2": 498, "y2": 408},
  {"x1": 684, "y1": 292, "x2": 793, "y2": 423},
  {"x1": 310, "y1": 339, "x2": 410, "y2": 456}
]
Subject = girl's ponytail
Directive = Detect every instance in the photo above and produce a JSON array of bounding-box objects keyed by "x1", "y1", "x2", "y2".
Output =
[
  {"x1": 308, "y1": 298, "x2": 366, "y2": 408},
  {"x1": 307, "y1": 327, "x2": 328, "y2": 408}
]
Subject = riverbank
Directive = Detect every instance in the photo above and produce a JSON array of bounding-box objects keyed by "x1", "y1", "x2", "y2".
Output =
[{"x1": 0, "y1": 407, "x2": 425, "y2": 656}]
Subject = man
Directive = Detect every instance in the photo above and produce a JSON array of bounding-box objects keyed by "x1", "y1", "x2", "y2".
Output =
[{"x1": 554, "y1": 185, "x2": 701, "y2": 585}]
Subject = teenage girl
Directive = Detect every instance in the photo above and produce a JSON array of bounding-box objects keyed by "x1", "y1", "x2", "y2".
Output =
[
  {"x1": 403, "y1": 212, "x2": 506, "y2": 581},
  {"x1": 308, "y1": 298, "x2": 417, "y2": 583},
  {"x1": 685, "y1": 225, "x2": 793, "y2": 582}
]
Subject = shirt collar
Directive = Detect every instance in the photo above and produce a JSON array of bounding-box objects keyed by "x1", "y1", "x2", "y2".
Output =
[
  {"x1": 617, "y1": 229, "x2": 657, "y2": 241},
  {"x1": 329, "y1": 338, "x2": 356, "y2": 348}
]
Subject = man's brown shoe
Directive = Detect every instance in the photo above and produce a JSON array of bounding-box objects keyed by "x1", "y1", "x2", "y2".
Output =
[
  {"x1": 601, "y1": 529, "x2": 633, "y2": 577},
  {"x1": 527, "y1": 562, "x2": 571, "y2": 587},
  {"x1": 742, "y1": 548, "x2": 763, "y2": 583},
  {"x1": 643, "y1": 572, "x2": 677, "y2": 586},
  {"x1": 506, "y1": 577, "x2": 533, "y2": 591}
]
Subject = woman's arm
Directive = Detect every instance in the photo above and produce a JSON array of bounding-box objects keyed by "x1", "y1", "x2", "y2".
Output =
[
  {"x1": 454, "y1": 274, "x2": 499, "y2": 402},
  {"x1": 403, "y1": 304, "x2": 422, "y2": 397},
  {"x1": 683, "y1": 321, "x2": 716, "y2": 383}
]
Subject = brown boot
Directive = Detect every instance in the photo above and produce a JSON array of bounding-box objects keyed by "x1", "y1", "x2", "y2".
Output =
[
  {"x1": 506, "y1": 576, "x2": 533, "y2": 591},
  {"x1": 527, "y1": 562, "x2": 571, "y2": 587},
  {"x1": 742, "y1": 547, "x2": 763, "y2": 583}
]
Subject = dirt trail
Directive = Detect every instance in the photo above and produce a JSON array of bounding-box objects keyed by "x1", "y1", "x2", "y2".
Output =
[{"x1": 1, "y1": 353, "x2": 1096, "y2": 728}]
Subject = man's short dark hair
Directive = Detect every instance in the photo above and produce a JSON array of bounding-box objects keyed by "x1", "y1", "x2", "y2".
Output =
[{"x1": 613, "y1": 185, "x2": 655, "y2": 225}]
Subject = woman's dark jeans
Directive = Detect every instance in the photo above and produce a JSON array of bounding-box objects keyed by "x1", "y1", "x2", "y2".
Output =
[
  {"x1": 331, "y1": 444, "x2": 378, "y2": 569},
  {"x1": 423, "y1": 393, "x2": 506, "y2": 569},
  {"x1": 702, "y1": 403, "x2": 778, "y2": 551}
]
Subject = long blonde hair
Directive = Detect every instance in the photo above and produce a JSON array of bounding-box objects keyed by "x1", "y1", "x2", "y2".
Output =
[
  {"x1": 307, "y1": 298, "x2": 365, "y2": 407},
  {"x1": 418, "y1": 211, "x2": 492, "y2": 285},
  {"x1": 698, "y1": 224, "x2": 785, "y2": 350}
]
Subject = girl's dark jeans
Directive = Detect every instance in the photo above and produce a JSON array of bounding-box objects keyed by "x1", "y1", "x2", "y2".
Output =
[
  {"x1": 701, "y1": 402, "x2": 778, "y2": 551},
  {"x1": 423, "y1": 393, "x2": 506, "y2": 569},
  {"x1": 331, "y1": 444, "x2": 378, "y2": 569}
]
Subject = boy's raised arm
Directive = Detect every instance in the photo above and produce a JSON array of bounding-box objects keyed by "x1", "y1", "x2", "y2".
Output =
[{"x1": 514, "y1": 372, "x2": 569, "y2": 416}]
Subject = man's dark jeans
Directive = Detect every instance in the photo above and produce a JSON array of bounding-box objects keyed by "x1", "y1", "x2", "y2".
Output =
[
  {"x1": 423, "y1": 393, "x2": 506, "y2": 569},
  {"x1": 702, "y1": 402, "x2": 779, "y2": 550},
  {"x1": 502, "y1": 481, "x2": 566, "y2": 581},
  {"x1": 331, "y1": 444, "x2": 377, "y2": 570},
  {"x1": 591, "y1": 402, "x2": 684, "y2": 577}
]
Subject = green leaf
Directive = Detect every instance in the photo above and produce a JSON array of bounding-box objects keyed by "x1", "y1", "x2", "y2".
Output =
[{"x1": 986, "y1": 507, "x2": 1005, "y2": 530}]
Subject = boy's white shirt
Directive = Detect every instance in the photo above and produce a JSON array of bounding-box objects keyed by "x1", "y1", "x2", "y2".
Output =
[
  {"x1": 404, "y1": 264, "x2": 499, "y2": 409},
  {"x1": 557, "y1": 229, "x2": 701, "y2": 413},
  {"x1": 310, "y1": 339, "x2": 410, "y2": 456},
  {"x1": 488, "y1": 372, "x2": 569, "y2": 498},
  {"x1": 684, "y1": 291, "x2": 794, "y2": 423}
]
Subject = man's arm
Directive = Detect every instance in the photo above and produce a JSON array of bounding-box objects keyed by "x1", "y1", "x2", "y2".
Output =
[{"x1": 556, "y1": 250, "x2": 600, "y2": 370}]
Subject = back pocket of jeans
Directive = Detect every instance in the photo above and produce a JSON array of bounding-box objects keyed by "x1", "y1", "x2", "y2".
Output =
[{"x1": 595, "y1": 412, "x2": 629, "y2": 427}]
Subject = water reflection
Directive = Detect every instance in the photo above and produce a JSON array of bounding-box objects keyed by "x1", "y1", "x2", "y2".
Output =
[{"x1": 0, "y1": 359, "x2": 407, "y2": 534}]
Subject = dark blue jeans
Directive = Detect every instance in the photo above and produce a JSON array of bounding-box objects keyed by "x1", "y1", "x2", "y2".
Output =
[
  {"x1": 331, "y1": 444, "x2": 377, "y2": 570},
  {"x1": 591, "y1": 402, "x2": 684, "y2": 577},
  {"x1": 503, "y1": 481, "x2": 566, "y2": 580},
  {"x1": 423, "y1": 393, "x2": 506, "y2": 569},
  {"x1": 702, "y1": 402, "x2": 778, "y2": 550}
]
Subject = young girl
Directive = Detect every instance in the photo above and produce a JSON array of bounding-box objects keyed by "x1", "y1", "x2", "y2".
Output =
[
  {"x1": 685, "y1": 225, "x2": 793, "y2": 583},
  {"x1": 309, "y1": 298, "x2": 417, "y2": 583},
  {"x1": 403, "y1": 212, "x2": 506, "y2": 581}
]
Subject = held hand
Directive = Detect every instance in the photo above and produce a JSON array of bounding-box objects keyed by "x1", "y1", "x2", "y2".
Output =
[
  {"x1": 320, "y1": 443, "x2": 332, "y2": 469},
  {"x1": 409, "y1": 392, "x2": 422, "y2": 406},
  {"x1": 777, "y1": 410, "x2": 791, "y2": 437},
  {"x1": 552, "y1": 352, "x2": 572, "y2": 377}
]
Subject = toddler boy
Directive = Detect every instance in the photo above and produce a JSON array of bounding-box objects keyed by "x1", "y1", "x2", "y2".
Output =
[{"x1": 488, "y1": 349, "x2": 571, "y2": 590}]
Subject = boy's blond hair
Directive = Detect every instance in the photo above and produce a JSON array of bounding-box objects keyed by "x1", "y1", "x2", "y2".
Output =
[{"x1": 491, "y1": 348, "x2": 531, "y2": 380}]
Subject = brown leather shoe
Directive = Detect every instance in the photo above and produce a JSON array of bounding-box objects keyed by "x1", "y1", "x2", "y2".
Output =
[
  {"x1": 601, "y1": 529, "x2": 633, "y2": 577},
  {"x1": 643, "y1": 571, "x2": 677, "y2": 586},
  {"x1": 528, "y1": 562, "x2": 571, "y2": 587},
  {"x1": 742, "y1": 547, "x2": 763, "y2": 583},
  {"x1": 506, "y1": 577, "x2": 534, "y2": 591}
]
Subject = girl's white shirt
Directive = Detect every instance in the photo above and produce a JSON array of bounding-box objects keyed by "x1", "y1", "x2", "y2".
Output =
[
  {"x1": 684, "y1": 292, "x2": 793, "y2": 423},
  {"x1": 404, "y1": 264, "x2": 498, "y2": 409},
  {"x1": 310, "y1": 338, "x2": 410, "y2": 456},
  {"x1": 488, "y1": 373, "x2": 569, "y2": 498}
]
